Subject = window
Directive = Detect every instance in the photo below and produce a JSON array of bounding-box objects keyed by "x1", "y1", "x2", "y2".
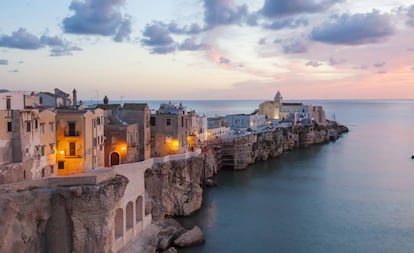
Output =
[
  {"x1": 49, "y1": 144, "x2": 54, "y2": 154},
  {"x1": 97, "y1": 117, "x2": 101, "y2": 125},
  {"x1": 41, "y1": 169, "x2": 45, "y2": 177},
  {"x1": 49, "y1": 122, "x2": 54, "y2": 132},
  {"x1": 181, "y1": 117, "x2": 184, "y2": 127},
  {"x1": 69, "y1": 142, "x2": 76, "y2": 156},
  {"x1": 150, "y1": 117, "x2": 156, "y2": 126},
  {"x1": 35, "y1": 119, "x2": 38, "y2": 129},
  {"x1": 68, "y1": 122, "x2": 76, "y2": 136},
  {"x1": 7, "y1": 122, "x2": 12, "y2": 132},
  {"x1": 41, "y1": 146, "x2": 45, "y2": 156},
  {"x1": 111, "y1": 136, "x2": 117, "y2": 145},
  {"x1": 58, "y1": 161, "x2": 64, "y2": 170},
  {"x1": 166, "y1": 118, "x2": 171, "y2": 126},
  {"x1": 6, "y1": 97, "x2": 11, "y2": 110},
  {"x1": 40, "y1": 123, "x2": 45, "y2": 134},
  {"x1": 50, "y1": 165, "x2": 54, "y2": 174},
  {"x1": 26, "y1": 121, "x2": 31, "y2": 132}
]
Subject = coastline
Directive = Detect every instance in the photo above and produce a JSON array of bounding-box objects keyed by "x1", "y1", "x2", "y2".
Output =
[{"x1": 126, "y1": 121, "x2": 349, "y2": 252}]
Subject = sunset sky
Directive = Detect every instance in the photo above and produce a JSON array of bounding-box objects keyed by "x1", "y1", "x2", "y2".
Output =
[{"x1": 1, "y1": 0, "x2": 414, "y2": 100}]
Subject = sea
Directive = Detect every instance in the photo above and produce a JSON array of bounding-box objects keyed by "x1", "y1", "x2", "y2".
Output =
[{"x1": 94, "y1": 99, "x2": 414, "y2": 253}]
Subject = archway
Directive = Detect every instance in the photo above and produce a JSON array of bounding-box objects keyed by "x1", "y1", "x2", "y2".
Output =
[
  {"x1": 110, "y1": 152, "x2": 120, "y2": 166},
  {"x1": 136, "y1": 196, "x2": 143, "y2": 223},
  {"x1": 126, "y1": 202, "x2": 133, "y2": 230}
]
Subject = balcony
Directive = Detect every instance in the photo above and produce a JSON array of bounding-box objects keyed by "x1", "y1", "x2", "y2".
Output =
[{"x1": 64, "y1": 131, "x2": 81, "y2": 137}]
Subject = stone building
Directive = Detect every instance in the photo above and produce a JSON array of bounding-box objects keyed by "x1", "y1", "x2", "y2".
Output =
[
  {"x1": 150, "y1": 102, "x2": 196, "y2": 157},
  {"x1": 0, "y1": 91, "x2": 57, "y2": 183},
  {"x1": 98, "y1": 104, "x2": 140, "y2": 166},
  {"x1": 258, "y1": 90, "x2": 322, "y2": 125},
  {"x1": 118, "y1": 103, "x2": 151, "y2": 161},
  {"x1": 55, "y1": 108, "x2": 105, "y2": 175}
]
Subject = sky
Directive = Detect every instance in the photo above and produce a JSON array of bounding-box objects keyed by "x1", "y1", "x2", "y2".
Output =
[{"x1": 1, "y1": 0, "x2": 414, "y2": 101}]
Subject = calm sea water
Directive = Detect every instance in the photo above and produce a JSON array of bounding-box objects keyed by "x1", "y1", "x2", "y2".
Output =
[{"x1": 170, "y1": 99, "x2": 414, "y2": 253}]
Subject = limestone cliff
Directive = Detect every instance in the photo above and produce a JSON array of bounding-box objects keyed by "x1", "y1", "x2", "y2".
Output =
[
  {"x1": 0, "y1": 175, "x2": 128, "y2": 253},
  {"x1": 145, "y1": 156, "x2": 214, "y2": 221},
  {"x1": 222, "y1": 123, "x2": 347, "y2": 170}
]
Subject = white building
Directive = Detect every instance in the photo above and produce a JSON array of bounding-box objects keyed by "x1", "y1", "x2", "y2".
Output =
[{"x1": 225, "y1": 113, "x2": 266, "y2": 130}]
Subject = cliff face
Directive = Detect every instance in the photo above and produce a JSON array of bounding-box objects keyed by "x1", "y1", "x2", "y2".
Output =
[
  {"x1": 0, "y1": 175, "x2": 128, "y2": 253},
  {"x1": 223, "y1": 124, "x2": 345, "y2": 170},
  {"x1": 145, "y1": 156, "x2": 213, "y2": 221}
]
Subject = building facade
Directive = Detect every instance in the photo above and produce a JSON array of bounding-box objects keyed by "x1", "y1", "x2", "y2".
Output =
[{"x1": 56, "y1": 108, "x2": 105, "y2": 175}]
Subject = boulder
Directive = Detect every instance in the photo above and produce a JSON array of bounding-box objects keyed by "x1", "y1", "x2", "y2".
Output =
[{"x1": 174, "y1": 226, "x2": 205, "y2": 247}]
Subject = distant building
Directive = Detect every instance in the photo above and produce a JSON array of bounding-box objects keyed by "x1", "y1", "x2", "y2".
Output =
[
  {"x1": 258, "y1": 91, "x2": 325, "y2": 126},
  {"x1": 225, "y1": 113, "x2": 266, "y2": 130},
  {"x1": 313, "y1": 106, "x2": 327, "y2": 125}
]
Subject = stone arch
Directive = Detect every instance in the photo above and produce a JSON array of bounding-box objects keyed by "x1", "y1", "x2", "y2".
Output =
[
  {"x1": 114, "y1": 208, "x2": 123, "y2": 239},
  {"x1": 110, "y1": 152, "x2": 120, "y2": 166},
  {"x1": 126, "y1": 202, "x2": 134, "y2": 230},
  {"x1": 136, "y1": 196, "x2": 143, "y2": 223}
]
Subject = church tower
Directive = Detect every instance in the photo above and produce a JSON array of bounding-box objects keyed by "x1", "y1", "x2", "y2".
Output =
[{"x1": 274, "y1": 90, "x2": 282, "y2": 106}]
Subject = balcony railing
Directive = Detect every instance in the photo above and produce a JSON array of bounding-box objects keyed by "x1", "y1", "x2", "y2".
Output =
[{"x1": 64, "y1": 131, "x2": 80, "y2": 137}]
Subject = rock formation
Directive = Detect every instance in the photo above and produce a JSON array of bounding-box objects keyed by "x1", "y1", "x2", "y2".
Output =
[{"x1": 0, "y1": 175, "x2": 128, "y2": 253}]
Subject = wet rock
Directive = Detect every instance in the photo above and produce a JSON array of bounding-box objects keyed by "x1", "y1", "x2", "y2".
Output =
[{"x1": 174, "y1": 226, "x2": 205, "y2": 247}]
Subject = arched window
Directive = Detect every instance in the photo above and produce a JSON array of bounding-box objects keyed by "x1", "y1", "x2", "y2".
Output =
[
  {"x1": 136, "y1": 196, "x2": 143, "y2": 223},
  {"x1": 115, "y1": 208, "x2": 123, "y2": 239},
  {"x1": 126, "y1": 202, "x2": 133, "y2": 230}
]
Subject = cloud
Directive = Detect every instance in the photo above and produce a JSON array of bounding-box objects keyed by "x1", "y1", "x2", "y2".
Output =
[
  {"x1": 219, "y1": 56, "x2": 231, "y2": 64},
  {"x1": 258, "y1": 37, "x2": 267, "y2": 45},
  {"x1": 10, "y1": 69, "x2": 19, "y2": 73},
  {"x1": 263, "y1": 17, "x2": 308, "y2": 30},
  {"x1": 407, "y1": 5, "x2": 414, "y2": 27},
  {"x1": 353, "y1": 64, "x2": 369, "y2": 70},
  {"x1": 179, "y1": 38, "x2": 208, "y2": 51},
  {"x1": 411, "y1": 66, "x2": 414, "y2": 71},
  {"x1": 305, "y1": 60, "x2": 322, "y2": 67},
  {"x1": 0, "y1": 59, "x2": 8, "y2": 65},
  {"x1": 377, "y1": 70, "x2": 387, "y2": 74},
  {"x1": 114, "y1": 17, "x2": 132, "y2": 42},
  {"x1": 0, "y1": 28, "x2": 81, "y2": 56},
  {"x1": 63, "y1": 0, "x2": 131, "y2": 42},
  {"x1": 311, "y1": 10, "x2": 395, "y2": 45},
  {"x1": 329, "y1": 57, "x2": 346, "y2": 65},
  {"x1": 373, "y1": 61, "x2": 386, "y2": 68},
  {"x1": 261, "y1": 0, "x2": 344, "y2": 17},
  {"x1": 167, "y1": 22, "x2": 203, "y2": 35},
  {"x1": 40, "y1": 35, "x2": 65, "y2": 47},
  {"x1": 203, "y1": 0, "x2": 249, "y2": 27},
  {"x1": 141, "y1": 22, "x2": 177, "y2": 54},
  {"x1": 50, "y1": 45, "x2": 82, "y2": 57},
  {"x1": 275, "y1": 38, "x2": 308, "y2": 54},
  {"x1": 0, "y1": 28, "x2": 43, "y2": 49}
]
